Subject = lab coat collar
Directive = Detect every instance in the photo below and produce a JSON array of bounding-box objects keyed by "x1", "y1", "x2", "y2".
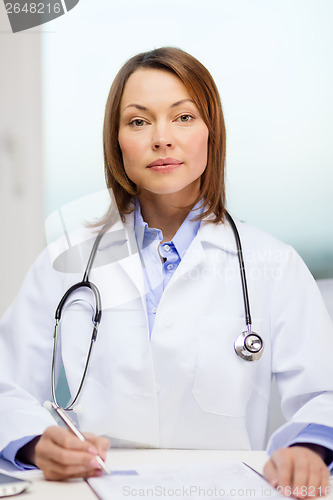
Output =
[
  {"x1": 196, "y1": 213, "x2": 239, "y2": 255},
  {"x1": 91, "y1": 210, "x2": 239, "y2": 302},
  {"x1": 90, "y1": 212, "x2": 148, "y2": 301},
  {"x1": 153, "y1": 212, "x2": 239, "y2": 287},
  {"x1": 96, "y1": 208, "x2": 238, "y2": 256},
  {"x1": 124, "y1": 209, "x2": 239, "y2": 255}
]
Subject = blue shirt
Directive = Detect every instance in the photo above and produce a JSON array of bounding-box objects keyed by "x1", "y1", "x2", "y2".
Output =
[
  {"x1": 134, "y1": 200, "x2": 202, "y2": 334},
  {"x1": 1, "y1": 201, "x2": 333, "y2": 469}
]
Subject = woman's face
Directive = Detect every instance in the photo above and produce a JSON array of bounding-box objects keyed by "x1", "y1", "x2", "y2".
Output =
[{"x1": 118, "y1": 68, "x2": 209, "y2": 205}]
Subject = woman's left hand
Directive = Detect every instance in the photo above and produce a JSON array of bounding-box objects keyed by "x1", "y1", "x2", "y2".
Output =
[{"x1": 263, "y1": 445, "x2": 330, "y2": 498}]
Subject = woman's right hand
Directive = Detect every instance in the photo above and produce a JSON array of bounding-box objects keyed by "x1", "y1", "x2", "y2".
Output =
[{"x1": 32, "y1": 426, "x2": 110, "y2": 480}]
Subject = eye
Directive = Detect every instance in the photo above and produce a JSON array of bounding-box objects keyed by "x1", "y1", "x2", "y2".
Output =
[
  {"x1": 176, "y1": 114, "x2": 194, "y2": 123},
  {"x1": 129, "y1": 119, "x2": 147, "y2": 127}
]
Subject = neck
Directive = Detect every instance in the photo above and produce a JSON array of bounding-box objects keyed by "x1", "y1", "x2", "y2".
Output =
[{"x1": 138, "y1": 192, "x2": 198, "y2": 242}]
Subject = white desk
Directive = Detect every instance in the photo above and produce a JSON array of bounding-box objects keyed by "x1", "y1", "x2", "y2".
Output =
[{"x1": 3, "y1": 450, "x2": 333, "y2": 499}]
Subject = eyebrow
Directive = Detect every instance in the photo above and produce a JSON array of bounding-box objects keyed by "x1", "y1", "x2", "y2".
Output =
[{"x1": 123, "y1": 99, "x2": 195, "y2": 112}]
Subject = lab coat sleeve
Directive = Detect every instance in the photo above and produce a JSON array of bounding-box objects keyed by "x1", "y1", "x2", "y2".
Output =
[
  {"x1": 267, "y1": 246, "x2": 333, "y2": 453},
  {"x1": 0, "y1": 248, "x2": 63, "y2": 452}
]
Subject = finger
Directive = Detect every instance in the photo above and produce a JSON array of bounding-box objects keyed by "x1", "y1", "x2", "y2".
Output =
[
  {"x1": 38, "y1": 438, "x2": 100, "y2": 467},
  {"x1": 35, "y1": 431, "x2": 103, "y2": 480},
  {"x1": 289, "y1": 447, "x2": 330, "y2": 499},
  {"x1": 263, "y1": 458, "x2": 279, "y2": 488},
  {"x1": 42, "y1": 454, "x2": 104, "y2": 480},
  {"x1": 83, "y1": 433, "x2": 111, "y2": 460},
  {"x1": 35, "y1": 427, "x2": 110, "y2": 480},
  {"x1": 36, "y1": 442, "x2": 105, "y2": 481},
  {"x1": 41, "y1": 462, "x2": 105, "y2": 481},
  {"x1": 43, "y1": 427, "x2": 98, "y2": 454},
  {"x1": 290, "y1": 454, "x2": 310, "y2": 497},
  {"x1": 270, "y1": 449, "x2": 294, "y2": 495},
  {"x1": 307, "y1": 464, "x2": 329, "y2": 498}
]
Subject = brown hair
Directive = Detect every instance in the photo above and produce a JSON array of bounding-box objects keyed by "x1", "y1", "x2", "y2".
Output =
[{"x1": 103, "y1": 47, "x2": 226, "y2": 223}]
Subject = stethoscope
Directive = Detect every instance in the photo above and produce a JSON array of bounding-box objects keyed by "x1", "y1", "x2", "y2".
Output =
[
  {"x1": 225, "y1": 213, "x2": 264, "y2": 362},
  {"x1": 51, "y1": 212, "x2": 264, "y2": 410},
  {"x1": 51, "y1": 224, "x2": 109, "y2": 410}
]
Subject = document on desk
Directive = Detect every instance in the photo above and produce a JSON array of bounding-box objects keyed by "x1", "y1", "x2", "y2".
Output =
[{"x1": 87, "y1": 461, "x2": 282, "y2": 499}]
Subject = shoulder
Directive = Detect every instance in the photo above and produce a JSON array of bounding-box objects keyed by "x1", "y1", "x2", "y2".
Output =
[
  {"x1": 234, "y1": 219, "x2": 308, "y2": 275},
  {"x1": 229, "y1": 219, "x2": 318, "y2": 295},
  {"x1": 235, "y1": 219, "x2": 295, "y2": 260},
  {"x1": 232, "y1": 217, "x2": 289, "y2": 252},
  {"x1": 14, "y1": 224, "x2": 100, "y2": 305},
  {"x1": 200, "y1": 213, "x2": 295, "y2": 262}
]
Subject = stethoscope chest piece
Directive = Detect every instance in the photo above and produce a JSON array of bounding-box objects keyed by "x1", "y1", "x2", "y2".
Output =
[{"x1": 234, "y1": 330, "x2": 264, "y2": 361}]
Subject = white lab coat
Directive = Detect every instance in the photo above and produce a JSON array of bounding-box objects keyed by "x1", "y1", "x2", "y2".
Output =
[{"x1": 0, "y1": 212, "x2": 333, "y2": 454}]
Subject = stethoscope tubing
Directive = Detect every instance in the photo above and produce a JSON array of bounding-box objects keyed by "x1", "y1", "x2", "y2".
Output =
[
  {"x1": 224, "y1": 212, "x2": 252, "y2": 330},
  {"x1": 51, "y1": 212, "x2": 264, "y2": 410},
  {"x1": 51, "y1": 224, "x2": 110, "y2": 410},
  {"x1": 55, "y1": 281, "x2": 102, "y2": 324}
]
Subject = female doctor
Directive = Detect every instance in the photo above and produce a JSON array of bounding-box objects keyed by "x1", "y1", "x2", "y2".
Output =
[{"x1": 1, "y1": 47, "x2": 333, "y2": 497}]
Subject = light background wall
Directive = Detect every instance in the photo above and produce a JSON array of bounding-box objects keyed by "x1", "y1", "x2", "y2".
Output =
[
  {"x1": 42, "y1": 0, "x2": 333, "y2": 278},
  {"x1": 0, "y1": 5, "x2": 44, "y2": 315}
]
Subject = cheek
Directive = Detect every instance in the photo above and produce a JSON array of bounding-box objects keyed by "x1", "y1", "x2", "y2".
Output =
[
  {"x1": 118, "y1": 132, "x2": 150, "y2": 174},
  {"x1": 118, "y1": 132, "x2": 134, "y2": 167},
  {"x1": 190, "y1": 127, "x2": 209, "y2": 167},
  {"x1": 118, "y1": 132, "x2": 149, "y2": 185}
]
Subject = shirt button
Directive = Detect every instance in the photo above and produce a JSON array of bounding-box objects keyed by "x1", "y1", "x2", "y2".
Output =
[
  {"x1": 152, "y1": 307, "x2": 157, "y2": 314},
  {"x1": 167, "y1": 263, "x2": 173, "y2": 270},
  {"x1": 164, "y1": 244, "x2": 170, "y2": 252}
]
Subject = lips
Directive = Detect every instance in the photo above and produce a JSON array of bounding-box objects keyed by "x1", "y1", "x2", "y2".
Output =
[{"x1": 147, "y1": 157, "x2": 183, "y2": 168}]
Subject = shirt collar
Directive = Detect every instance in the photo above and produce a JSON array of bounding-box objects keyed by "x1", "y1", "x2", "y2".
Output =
[
  {"x1": 129, "y1": 203, "x2": 238, "y2": 256},
  {"x1": 134, "y1": 203, "x2": 160, "y2": 251},
  {"x1": 171, "y1": 200, "x2": 203, "y2": 259},
  {"x1": 134, "y1": 200, "x2": 204, "y2": 258}
]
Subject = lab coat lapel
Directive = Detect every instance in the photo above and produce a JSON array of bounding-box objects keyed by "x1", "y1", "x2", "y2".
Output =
[
  {"x1": 84, "y1": 213, "x2": 148, "y2": 320},
  {"x1": 167, "y1": 215, "x2": 238, "y2": 284},
  {"x1": 93, "y1": 212, "x2": 146, "y2": 298},
  {"x1": 118, "y1": 212, "x2": 147, "y2": 297},
  {"x1": 95, "y1": 211, "x2": 238, "y2": 298},
  {"x1": 118, "y1": 253, "x2": 147, "y2": 298},
  {"x1": 198, "y1": 214, "x2": 239, "y2": 254}
]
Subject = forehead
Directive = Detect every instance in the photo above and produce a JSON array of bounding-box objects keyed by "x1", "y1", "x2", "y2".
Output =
[{"x1": 120, "y1": 68, "x2": 192, "y2": 108}]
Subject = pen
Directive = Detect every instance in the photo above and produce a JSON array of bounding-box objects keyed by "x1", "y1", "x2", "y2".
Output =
[{"x1": 46, "y1": 401, "x2": 111, "y2": 475}]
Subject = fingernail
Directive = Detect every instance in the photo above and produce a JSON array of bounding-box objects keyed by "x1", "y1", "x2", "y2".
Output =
[
  {"x1": 271, "y1": 479, "x2": 278, "y2": 488},
  {"x1": 94, "y1": 469, "x2": 104, "y2": 477},
  {"x1": 88, "y1": 446, "x2": 98, "y2": 455},
  {"x1": 90, "y1": 457, "x2": 102, "y2": 469}
]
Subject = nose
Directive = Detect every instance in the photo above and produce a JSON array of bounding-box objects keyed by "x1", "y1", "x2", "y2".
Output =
[{"x1": 151, "y1": 122, "x2": 174, "y2": 151}]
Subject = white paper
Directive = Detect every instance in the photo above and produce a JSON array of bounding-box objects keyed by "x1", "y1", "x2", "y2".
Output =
[{"x1": 87, "y1": 461, "x2": 282, "y2": 499}]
